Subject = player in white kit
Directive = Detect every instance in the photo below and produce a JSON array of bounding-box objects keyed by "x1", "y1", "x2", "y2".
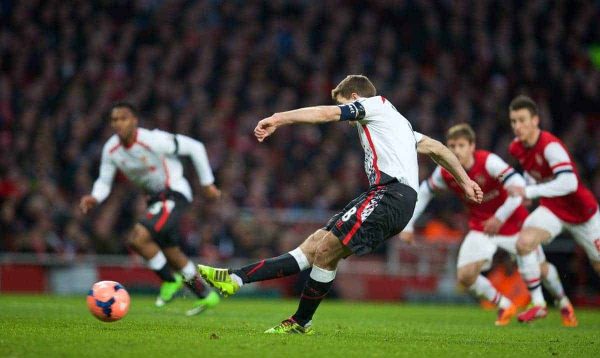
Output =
[
  {"x1": 197, "y1": 75, "x2": 483, "y2": 334},
  {"x1": 80, "y1": 102, "x2": 220, "y2": 316}
]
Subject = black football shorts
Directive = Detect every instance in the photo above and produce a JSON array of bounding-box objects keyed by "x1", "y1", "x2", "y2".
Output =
[
  {"x1": 139, "y1": 189, "x2": 189, "y2": 248},
  {"x1": 325, "y1": 181, "x2": 417, "y2": 256}
]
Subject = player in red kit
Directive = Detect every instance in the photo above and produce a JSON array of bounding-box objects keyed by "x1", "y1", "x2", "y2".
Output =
[
  {"x1": 507, "y1": 95, "x2": 599, "y2": 324},
  {"x1": 401, "y1": 124, "x2": 573, "y2": 326}
]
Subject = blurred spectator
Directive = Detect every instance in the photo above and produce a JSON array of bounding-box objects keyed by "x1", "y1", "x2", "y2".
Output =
[{"x1": 0, "y1": 0, "x2": 598, "y2": 275}]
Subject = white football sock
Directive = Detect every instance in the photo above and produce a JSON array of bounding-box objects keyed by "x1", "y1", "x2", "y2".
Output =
[
  {"x1": 230, "y1": 273, "x2": 244, "y2": 287},
  {"x1": 310, "y1": 265, "x2": 337, "y2": 283},
  {"x1": 147, "y1": 251, "x2": 167, "y2": 270},
  {"x1": 468, "y1": 275, "x2": 511, "y2": 309},
  {"x1": 517, "y1": 251, "x2": 546, "y2": 306},
  {"x1": 181, "y1": 261, "x2": 197, "y2": 281},
  {"x1": 542, "y1": 263, "x2": 566, "y2": 303},
  {"x1": 289, "y1": 247, "x2": 311, "y2": 271}
]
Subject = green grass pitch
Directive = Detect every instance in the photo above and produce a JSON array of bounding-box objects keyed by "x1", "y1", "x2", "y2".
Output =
[{"x1": 1, "y1": 294, "x2": 599, "y2": 357}]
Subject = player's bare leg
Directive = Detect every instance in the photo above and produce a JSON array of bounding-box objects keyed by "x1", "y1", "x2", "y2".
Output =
[
  {"x1": 128, "y1": 224, "x2": 182, "y2": 307},
  {"x1": 163, "y1": 246, "x2": 219, "y2": 315},
  {"x1": 458, "y1": 261, "x2": 516, "y2": 326},
  {"x1": 540, "y1": 261, "x2": 577, "y2": 327},
  {"x1": 516, "y1": 227, "x2": 551, "y2": 323}
]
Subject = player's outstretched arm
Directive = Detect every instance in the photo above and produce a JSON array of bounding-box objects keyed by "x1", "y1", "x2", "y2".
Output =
[
  {"x1": 174, "y1": 134, "x2": 216, "y2": 186},
  {"x1": 82, "y1": 143, "x2": 117, "y2": 213},
  {"x1": 79, "y1": 195, "x2": 98, "y2": 214},
  {"x1": 506, "y1": 143, "x2": 577, "y2": 199},
  {"x1": 417, "y1": 135, "x2": 483, "y2": 203},
  {"x1": 254, "y1": 106, "x2": 341, "y2": 142}
]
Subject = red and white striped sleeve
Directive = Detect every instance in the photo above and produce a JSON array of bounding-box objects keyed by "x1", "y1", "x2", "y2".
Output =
[
  {"x1": 404, "y1": 166, "x2": 447, "y2": 232},
  {"x1": 525, "y1": 143, "x2": 578, "y2": 199},
  {"x1": 485, "y1": 153, "x2": 525, "y2": 222},
  {"x1": 485, "y1": 153, "x2": 525, "y2": 188},
  {"x1": 545, "y1": 142, "x2": 574, "y2": 175},
  {"x1": 426, "y1": 166, "x2": 448, "y2": 191}
]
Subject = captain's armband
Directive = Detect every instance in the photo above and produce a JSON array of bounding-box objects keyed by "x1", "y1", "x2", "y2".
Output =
[{"x1": 338, "y1": 101, "x2": 366, "y2": 121}]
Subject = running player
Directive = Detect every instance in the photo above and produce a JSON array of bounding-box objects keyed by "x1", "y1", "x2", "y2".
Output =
[
  {"x1": 80, "y1": 102, "x2": 220, "y2": 316},
  {"x1": 400, "y1": 123, "x2": 576, "y2": 326},
  {"x1": 506, "y1": 95, "x2": 599, "y2": 323},
  {"x1": 197, "y1": 75, "x2": 483, "y2": 334}
]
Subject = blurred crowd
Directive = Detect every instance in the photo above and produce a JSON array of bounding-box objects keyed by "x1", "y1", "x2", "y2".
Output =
[{"x1": 0, "y1": 1, "x2": 599, "y2": 265}]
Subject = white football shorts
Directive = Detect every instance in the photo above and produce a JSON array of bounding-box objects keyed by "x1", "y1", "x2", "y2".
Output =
[
  {"x1": 523, "y1": 206, "x2": 600, "y2": 262},
  {"x1": 457, "y1": 230, "x2": 546, "y2": 270}
]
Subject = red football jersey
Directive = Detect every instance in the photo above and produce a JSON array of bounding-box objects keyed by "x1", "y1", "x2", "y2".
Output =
[
  {"x1": 434, "y1": 150, "x2": 528, "y2": 235},
  {"x1": 509, "y1": 131, "x2": 598, "y2": 224}
]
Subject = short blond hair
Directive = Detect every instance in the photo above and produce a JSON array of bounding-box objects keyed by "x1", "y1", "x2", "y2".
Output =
[{"x1": 446, "y1": 123, "x2": 476, "y2": 143}]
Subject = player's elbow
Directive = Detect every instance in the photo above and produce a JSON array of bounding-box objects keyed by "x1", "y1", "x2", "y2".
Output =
[
  {"x1": 416, "y1": 135, "x2": 439, "y2": 155},
  {"x1": 319, "y1": 106, "x2": 341, "y2": 121},
  {"x1": 561, "y1": 173, "x2": 578, "y2": 194},
  {"x1": 419, "y1": 137, "x2": 447, "y2": 159}
]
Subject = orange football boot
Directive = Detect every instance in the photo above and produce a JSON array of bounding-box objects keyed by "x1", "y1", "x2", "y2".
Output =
[
  {"x1": 560, "y1": 303, "x2": 578, "y2": 327},
  {"x1": 495, "y1": 304, "x2": 517, "y2": 326}
]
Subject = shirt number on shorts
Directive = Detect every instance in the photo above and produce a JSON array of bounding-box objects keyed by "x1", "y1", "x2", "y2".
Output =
[
  {"x1": 342, "y1": 207, "x2": 357, "y2": 222},
  {"x1": 148, "y1": 200, "x2": 175, "y2": 215}
]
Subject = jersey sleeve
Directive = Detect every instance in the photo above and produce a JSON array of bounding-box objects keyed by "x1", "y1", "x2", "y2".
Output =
[
  {"x1": 414, "y1": 131, "x2": 424, "y2": 143},
  {"x1": 175, "y1": 134, "x2": 215, "y2": 186},
  {"x1": 544, "y1": 142, "x2": 574, "y2": 175},
  {"x1": 426, "y1": 166, "x2": 448, "y2": 191},
  {"x1": 404, "y1": 179, "x2": 435, "y2": 232},
  {"x1": 485, "y1": 153, "x2": 520, "y2": 185},
  {"x1": 524, "y1": 142, "x2": 578, "y2": 199},
  {"x1": 147, "y1": 129, "x2": 178, "y2": 155},
  {"x1": 91, "y1": 142, "x2": 117, "y2": 203}
]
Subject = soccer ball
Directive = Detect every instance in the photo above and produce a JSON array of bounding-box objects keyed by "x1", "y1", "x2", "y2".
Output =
[{"x1": 86, "y1": 280, "x2": 130, "y2": 322}]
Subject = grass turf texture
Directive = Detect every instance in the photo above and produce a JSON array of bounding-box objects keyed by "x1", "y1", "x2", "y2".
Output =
[{"x1": 1, "y1": 295, "x2": 599, "y2": 357}]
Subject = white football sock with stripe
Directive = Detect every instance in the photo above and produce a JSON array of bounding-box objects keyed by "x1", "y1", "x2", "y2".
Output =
[
  {"x1": 542, "y1": 263, "x2": 568, "y2": 306},
  {"x1": 468, "y1": 275, "x2": 511, "y2": 309},
  {"x1": 517, "y1": 251, "x2": 546, "y2": 306}
]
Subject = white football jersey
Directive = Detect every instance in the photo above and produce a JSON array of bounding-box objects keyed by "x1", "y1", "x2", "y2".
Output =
[
  {"x1": 349, "y1": 96, "x2": 422, "y2": 192},
  {"x1": 91, "y1": 128, "x2": 215, "y2": 202}
]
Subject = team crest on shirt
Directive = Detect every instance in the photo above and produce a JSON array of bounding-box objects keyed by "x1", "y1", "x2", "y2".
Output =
[
  {"x1": 474, "y1": 174, "x2": 486, "y2": 187},
  {"x1": 535, "y1": 154, "x2": 543, "y2": 166}
]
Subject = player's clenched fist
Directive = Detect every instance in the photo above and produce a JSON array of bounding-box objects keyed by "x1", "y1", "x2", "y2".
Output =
[
  {"x1": 202, "y1": 184, "x2": 222, "y2": 200},
  {"x1": 463, "y1": 180, "x2": 483, "y2": 204},
  {"x1": 399, "y1": 231, "x2": 416, "y2": 245},
  {"x1": 79, "y1": 195, "x2": 98, "y2": 214},
  {"x1": 254, "y1": 115, "x2": 280, "y2": 142}
]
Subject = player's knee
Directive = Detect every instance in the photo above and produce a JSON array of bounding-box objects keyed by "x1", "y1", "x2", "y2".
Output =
[
  {"x1": 299, "y1": 232, "x2": 322, "y2": 265},
  {"x1": 539, "y1": 261, "x2": 549, "y2": 278},
  {"x1": 516, "y1": 236, "x2": 535, "y2": 255},
  {"x1": 457, "y1": 268, "x2": 477, "y2": 287},
  {"x1": 313, "y1": 243, "x2": 337, "y2": 270},
  {"x1": 127, "y1": 225, "x2": 149, "y2": 250}
]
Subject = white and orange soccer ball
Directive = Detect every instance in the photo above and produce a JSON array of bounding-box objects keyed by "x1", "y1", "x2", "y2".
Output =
[{"x1": 86, "y1": 280, "x2": 130, "y2": 322}]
